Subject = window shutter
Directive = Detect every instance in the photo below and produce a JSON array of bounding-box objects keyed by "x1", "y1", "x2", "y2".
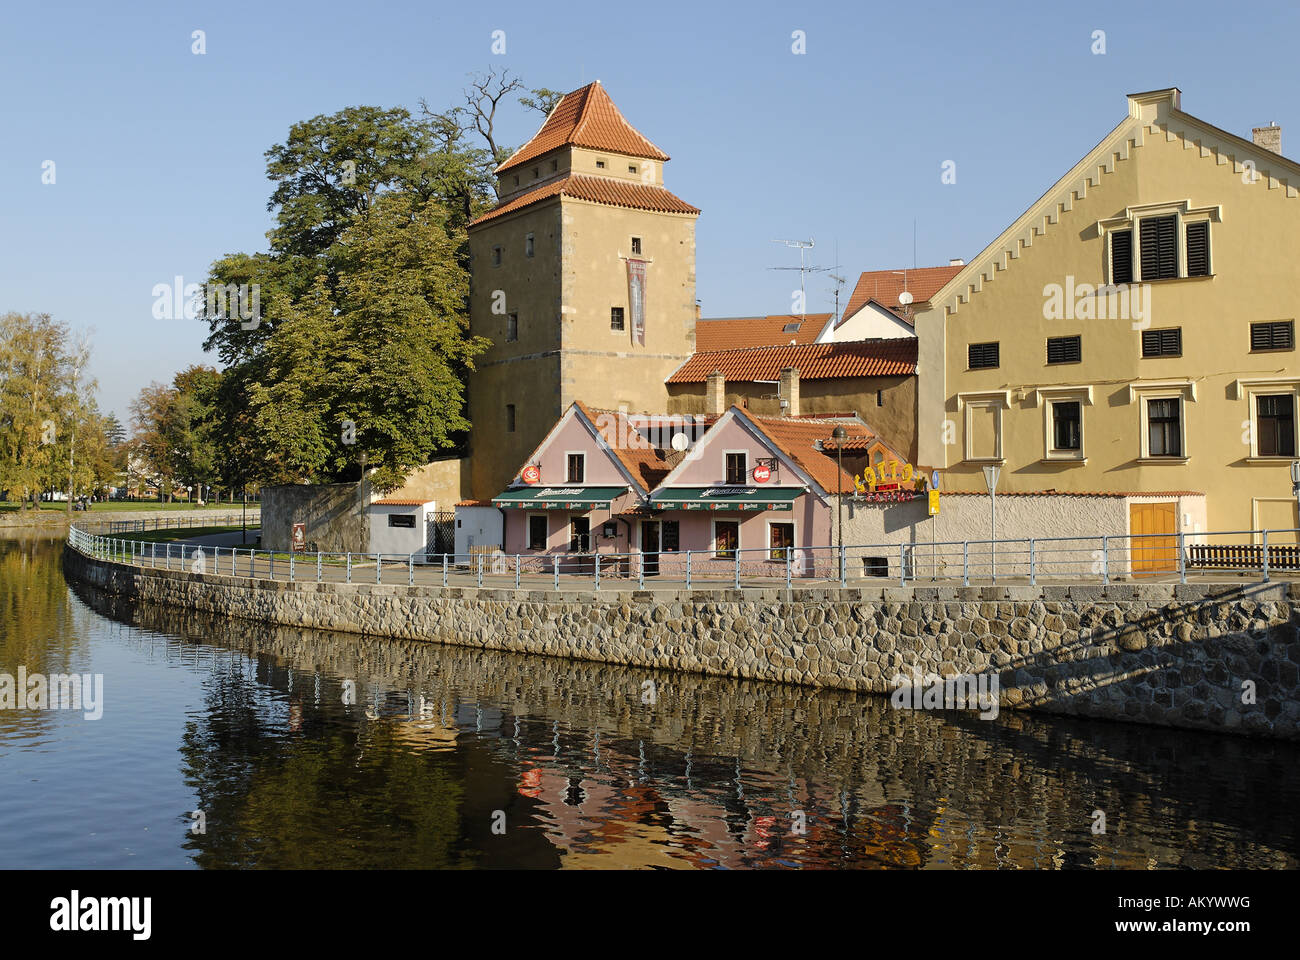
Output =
[
  {"x1": 1142, "y1": 328, "x2": 1182, "y2": 357},
  {"x1": 1185, "y1": 221, "x2": 1209, "y2": 277},
  {"x1": 968, "y1": 342, "x2": 999, "y2": 368},
  {"x1": 1140, "y1": 216, "x2": 1177, "y2": 280},
  {"x1": 1110, "y1": 231, "x2": 1133, "y2": 284},
  {"x1": 1252, "y1": 321, "x2": 1294, "y2": 351},
  {"x1": 1047, "y1": 335, "x2": 1081, "y2": 364}
]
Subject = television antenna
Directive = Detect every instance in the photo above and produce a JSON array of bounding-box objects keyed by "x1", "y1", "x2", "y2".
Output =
[{"x1": 768, "y1": 238, "x2": 828, "y2": 319}]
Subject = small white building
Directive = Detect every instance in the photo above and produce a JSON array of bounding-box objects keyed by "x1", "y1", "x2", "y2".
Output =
[
  {"x1": 368, "y1": 498, "x2": 436, "y2": 558},
  {"x1": 453, "y1": 502, "x2": 503, "y2": 561}
]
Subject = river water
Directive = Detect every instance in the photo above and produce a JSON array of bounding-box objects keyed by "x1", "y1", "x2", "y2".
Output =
[{"x1": 1, "y1": 533, "x2": 1297, "y2": 869}]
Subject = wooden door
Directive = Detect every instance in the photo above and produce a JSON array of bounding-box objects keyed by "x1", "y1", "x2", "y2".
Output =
[{"x1": 1129, "y1": 502, "x2": 1177, "y2": 574}]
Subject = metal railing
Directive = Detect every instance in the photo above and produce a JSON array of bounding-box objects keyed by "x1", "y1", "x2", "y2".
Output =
[
  {"x1": 76, "y1": 513, "x2": 259, "y2": 537},
  {"x1": 67, "y1": 522, "x2": 1300, "y2": 593}
]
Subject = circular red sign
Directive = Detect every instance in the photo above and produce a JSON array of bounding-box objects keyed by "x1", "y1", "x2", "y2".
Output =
[
  {"x1": 752, "y1": 464, "x2": 771, "y2": 483},
  {"x1": 521, "y1": 465, "x2": 540, "y2": 484}
]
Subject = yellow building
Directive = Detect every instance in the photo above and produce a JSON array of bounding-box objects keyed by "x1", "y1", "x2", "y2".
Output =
[
  {"x1": 916, "y1": 88, "x2": 1300, "y2": 543},
  {"x1": 464, "y1": 81, "x2": 700, "y2": 502}
]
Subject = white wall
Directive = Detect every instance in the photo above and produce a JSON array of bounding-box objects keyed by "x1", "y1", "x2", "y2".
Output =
[
  {"x1": 454, "y1": 506, "x2": 504, "y2": 559},
  {"x1": 818, "y1": 302, "x2": 916, "y2": 342},
  {"x1": 368, "y1": 503, "x2": 431, "y2": 556}
]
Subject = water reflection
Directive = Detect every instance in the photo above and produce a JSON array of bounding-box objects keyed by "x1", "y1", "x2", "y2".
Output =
[
  {"x1": 73, "y1": 573, "x2": 1300, "y2": 870},
  {"x1": 0, "y1": 536, "x2": 1296, "y2": 868}
]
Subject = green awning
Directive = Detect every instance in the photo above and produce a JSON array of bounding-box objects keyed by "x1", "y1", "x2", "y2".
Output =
[
  {"x1": 650, "y1": 486, "x2": 802, "y2": 512},
  {"x1": 492, "y1": 485, "x2": 628, "y2": 510}
]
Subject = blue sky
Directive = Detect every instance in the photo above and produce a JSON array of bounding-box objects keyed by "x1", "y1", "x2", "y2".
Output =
[{"x1": 2, "y1": 0, "x2": 1296, "y2": 420}]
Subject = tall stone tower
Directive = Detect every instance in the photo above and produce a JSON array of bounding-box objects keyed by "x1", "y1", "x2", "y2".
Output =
[{"x1": 465, "y1": 81, "x2": 699, "y2": 501}]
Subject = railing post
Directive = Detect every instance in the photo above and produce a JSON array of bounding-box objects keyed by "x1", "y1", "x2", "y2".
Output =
[
  {"x1": 962, "y1": 540, "x2": 969, "y2": 587},
  {"x1": 269, "y1": 551, "x2": 274, "y2": 581},
  {"x1": 410, "y1": 554, "x2": 415, "y2": 587},
  {"x1": 289, "y1": 551, "x2": 295, "y2": 582},
  {"x1": 151, "y1": 542, "x2": 156, "y2": 568},
  {"x1": 317, "y1": 551, "x2": 322, "y2": 582},
  {"x1": 1262, "y1": 529, "x2": 1270, "y2": 582},
  {"x1": 167, "y1": 543, "x2": 172, "y2": 570},
  {"x1": 638, "y1": 552, "x2": 644, "y2": 590},
  {"x1": 443, "y1": 553, "x2": 448, "y2": 588},
  {"x1": 785, "y1": 550, "x2": 791, "y2": 591},
  {"x1": 477, "y1": 553, "x2": 483, "y2": 587},
  {"x1": 346, "y1": 552, "x2": 352, "y2": 584},
  {"x1": 734, "y1": 549, "x2": 740, "y2": 589},
  {"x1": 1029, "y1": 538, "x2": 1036, "y2": 586},
  {"x1": 375, "y1": 554, "x2": 381, "y2": 585},
  {"x1": 594, "y1": 553, "x2": 601, "y2": 591},
  {"x1": 515, "y1": 554, "x2": 521, "y2": 590},
  {"x1": 553, "y1": 555, "x2": 559, "y2": 591},
  {"x1": 686, "y1": 550, "x2": 692, "y2": 590},
  {"x1": 1101, "y1": 536, "x2": 1109, "y2": 585},
  {"x1": 1178, "y1": 531, "x2": 1186, "y2": 585},
  {"x1": 842, "y1": 544, "x2": 849, "y2": 588}
]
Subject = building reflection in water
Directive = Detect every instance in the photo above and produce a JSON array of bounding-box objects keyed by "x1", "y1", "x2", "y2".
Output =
[{"x1": 71, "y1": 580, "x2": 1300, "y2": 870}]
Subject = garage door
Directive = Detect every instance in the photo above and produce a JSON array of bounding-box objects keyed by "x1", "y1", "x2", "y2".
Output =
[{"x1": 1129, "y1": 502, "x2": 1177, "y2": 574}]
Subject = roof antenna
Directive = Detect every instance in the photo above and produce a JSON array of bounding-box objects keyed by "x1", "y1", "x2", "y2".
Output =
[{"x1": 768, "y1": 238, "x2": 828, "y2": 320}]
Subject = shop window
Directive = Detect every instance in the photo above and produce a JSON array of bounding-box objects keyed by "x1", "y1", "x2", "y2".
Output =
[
  {"x1": 769, "y1": 523, "x2": 794, "y2": 560},
  {"x1": 528, "y1": 515, "x2": 547, "y2": 551},
  {"x1": 725, "y1": 452, "x2": 747, "y2": 485},
  {"x1": 569, "y1": 517, "x2": 590, "y2": 553},
  {"x1": 714, "y1": 521, "x2": 739, "y2": 559}
]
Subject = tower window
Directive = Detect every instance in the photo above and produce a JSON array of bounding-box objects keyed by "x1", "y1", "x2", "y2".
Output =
[
  {"x1": 628, "y1": 164, "x2": 637, "y2": 174},
  {"x1": 611, "y1": 307, "x2": 625, "y2": 331},
  {"x1": 532, "y1": 167, "x2": 539, "y2": 179},
  {"x1": 506, "y1": 313, "x2": 518, "y2": 342},
  {"x1": 631, "y1": 237, "x2": 642, "y2": 255},
  {"x1": 595, "y1": 159, "x2": 606, "y2": 169},
  {"x1": 492, "y1": 246, "x2": 502, "y2": 266},
  {"x1": 506, "y1": 404, "x2": 516, "y2": 433},
  {"x1": 525, "y1": 233, "x2": 535, "y2": 258},
  {"x1": 550, "y1": 158, "x2": 557, "y2": 171},
  {"x1": 876, "y1": 389, "x2": 884, "y2": 407}
]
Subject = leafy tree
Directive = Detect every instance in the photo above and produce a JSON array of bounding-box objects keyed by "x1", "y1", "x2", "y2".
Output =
[{"x1": 0, "y1": 312, "x2": 79, "y2": 507}]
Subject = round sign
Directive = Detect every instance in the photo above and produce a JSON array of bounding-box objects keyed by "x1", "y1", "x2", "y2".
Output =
[
  {"x1": 752, "y1": 464, "x2": 771, "y2": 483},
  {"x1": 521, "y1": 465, "x2": 541, "y2": 484}
]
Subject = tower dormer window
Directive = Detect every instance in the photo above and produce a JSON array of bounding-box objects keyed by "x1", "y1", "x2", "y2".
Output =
[
  {"x1": 628, "y1": 164, "x2": 637, "y2": 174},
  {"x1": 631, "y1": 237, "x2": 642, "y2": 255},
  {"x1": 492, "y1": 245, "x2": 502, "y2": 266},
  {"x1": 550, "y1": 158, "x2": 557, "y2": 171},
  {"x1": 525, "y1": 233, "x2": 534, "y2": 258},
  {"x1": 513, "y1": 175, "x2": 519, "y2": 186},
  {"x1": 595, "y1": 159, "x2": 606, "y2": 169},
  {"x1": 532, "y1": 167, "x2": 539, "y2": 179}
]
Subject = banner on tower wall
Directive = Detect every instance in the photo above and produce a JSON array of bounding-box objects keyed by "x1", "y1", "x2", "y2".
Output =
[{"x1": 626, "y1": 258, "x2": 647, "y2": 346}]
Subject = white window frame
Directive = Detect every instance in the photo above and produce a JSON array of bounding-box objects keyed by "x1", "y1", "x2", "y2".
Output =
[
  {"x1": 1239, "y1": 378, "x2": 1300, "y2": 461},
  {"x1": 957, "y1": 390, "x2": 1010, "y2": 463},
  {"x1": 712, "y1": 517, "x2": 741, "y2": 558},
  {"x1": 765, "y1": 519, "x2": 796, "y2": 561},
  {"x1": 723, "y1": 449, "x2": 749, "y2": 485},
  {"x1": 1138, "y1": 393, "x2": 1188, "y2": 462},
  {"x1": 1033, "y1": 386, "x2": 1093, "y2": 462},
  {"x1": 1097, "y1": 200, "x2": 1222, "y2": 284},
  {"x1": 564, "y1": 451, "x2": 586, "y2": 484}
]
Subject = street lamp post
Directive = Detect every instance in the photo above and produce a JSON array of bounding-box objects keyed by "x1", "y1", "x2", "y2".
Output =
[{"x1": 832, "y1": 426, "x2": 847, "y2": 582}]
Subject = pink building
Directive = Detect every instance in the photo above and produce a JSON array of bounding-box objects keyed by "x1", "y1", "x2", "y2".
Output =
[{"x1": 490, "y1": 402, "x2": 904, "y2": 577}]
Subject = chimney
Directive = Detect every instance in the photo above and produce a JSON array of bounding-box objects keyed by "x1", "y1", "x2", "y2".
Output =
[
  {"x1": 706, "y1": 369, "x2": 726, "y2": 415},
  {"x1": 695, "y1": 301, "x2": 701, "y2": 321},
  {"x1": 949, "y1": 258, "x2": 965, "y2": 266},
  {"x1": 1253, "y1": 122, "x2": 1282, "y2": 155},
  {"x1": 778, "y1": 367, "x2": 800, "y2": 418}
]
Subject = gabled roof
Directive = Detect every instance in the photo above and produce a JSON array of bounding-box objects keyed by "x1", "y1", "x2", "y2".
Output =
[
  {"x1": 832, "y1": 298, "x2": 913, "y2": 331},
  {"x1": 666, "y1": 338, "x2": 917, "y2": 384},
  {"x1": 496, "y1": 81, "x2": 670, "y2": 175},
  {"x1": 840, "y1": 265, "x2": 964, "y2": 322},
  {"x1": 925, "y1": 88, "x2": 1300, "y2": 319},
  {"x1": 469, "y1": 174, "x2": 698, "y2": 228},
  {"x1": 573, "y1": 401, "x2": 683, "y2": 493},
  {"x1": 695, "y1": 314, "x2": 829, "y2": 352}
]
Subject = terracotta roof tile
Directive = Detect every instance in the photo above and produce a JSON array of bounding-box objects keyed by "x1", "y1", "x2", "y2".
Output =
[
  {"x1": 455, "y1": 500, "x2": 495, "y2": 507},
  {"x1": 743, "y1": 414, "x2": 902, "y2": 494},
  {"x1": 469, "y1": 174, "x2": 698, "y2": 227},
  {"x1": 695, "y1": 314, "x2": 829, "y2": 352},
  {"x1": 841, "y1": 265, "x2": 964, "y2": 322},
  {"x1": 497, "y1": 81, "x2": 670, "y2": 175},
  {"x1": 667, "y1": 338, "x2": 917, "y2": 384},
  {"x1": 371, "y1": 498, "x2": 431, "y2": 506},
  {"x1": 574, "y1": 401, "x2": 681, "y2": 493}
]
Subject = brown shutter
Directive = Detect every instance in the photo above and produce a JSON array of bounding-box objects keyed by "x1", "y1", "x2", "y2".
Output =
[
  {"x1": 1111, "y1": 230, "x2": 1132, "y2": 284},
  {"x1": 1140, "y1": 216, "x2": 1177, "y2": 280},
  {"x1": 1186, "y1": 221, "x2": 1209, "y2": 277}
]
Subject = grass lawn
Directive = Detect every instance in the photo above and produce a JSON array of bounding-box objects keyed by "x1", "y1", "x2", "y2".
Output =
[
  {"x1": 1, "y1": 500, "x2": 259, "y2": 513},
  {"x1": 102, "y1": 524, "x2": 258, "y2": 544}
]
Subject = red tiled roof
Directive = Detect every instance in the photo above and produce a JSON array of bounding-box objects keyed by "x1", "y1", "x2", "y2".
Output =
[
  {"x1": 666, "y1": 338, "x2": 917, "y2": 384},
  {"x1": 455, "y1": 500, "x2": 494, "y2": 507},
  {"x1": 841, "y1": 265, "x2": 964, "y2": 322},
  {"x1": 942, "y1": 490, "x2": 1205, "y2": 497},
  {"x1": 496, "y1": 81, "x2": 670, "y2": 175},
  {"x1": 574, "y1": 401, "x2": 678, "y2": 493},
  {"x1": 469, "y1": 174, "x2": 698, "y2": 227},
  {"x1": 744, "y1": 414, "x2": 902, "y2": 494},
  {"x1": 695, "y1": 314, "x2": 829, "y2": 352},
  {"x1": 372, "y1": 498, "x2": 431, "y2": 506}
]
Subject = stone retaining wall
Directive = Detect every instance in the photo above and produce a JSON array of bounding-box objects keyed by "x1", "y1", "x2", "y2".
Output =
[{"x1": 62, "y1": 546, "x2": 1300, "y2": 739}]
